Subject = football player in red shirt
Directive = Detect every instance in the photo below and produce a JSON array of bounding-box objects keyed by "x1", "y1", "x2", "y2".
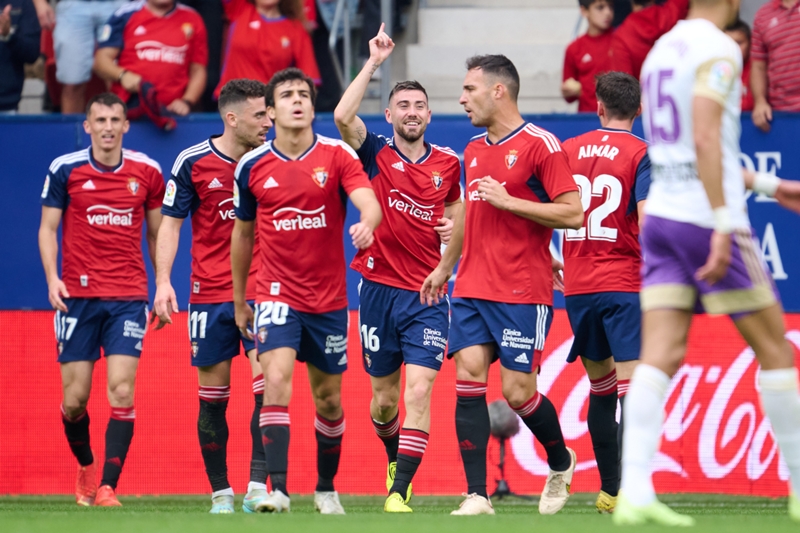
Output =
[
  {"x1": 231, "y1": 68, "x2": 381, "y2": 514},
  {"x1": 333, "y1": 24, "x2": 463, "y2": 513},
  {"x1": 151, "y1": 79, "x2": 272, "y2": 514},
  {"x1": 561, "y1": 72, "x2": 650, "y2": 514},
  {"x1": 38, "y1": 93, "x2": 164, "y2": 507},
  {"x1": 94, "y1": 0, "x2": 208, "y2": 122},
  {"x1": 215, "y1": 0, "x2": 320, "y2": 99},
  {"x1": 423, "y1": 55, "x2": 583, "y2": 516},
  {"x1": 562, "y1": 0, "x2": 614, "y2": 112}
]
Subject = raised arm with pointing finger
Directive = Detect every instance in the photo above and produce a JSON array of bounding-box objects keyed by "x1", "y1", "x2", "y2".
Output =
[{"x1": 334, "y1": 22, "x2": 394, "y2": 151}]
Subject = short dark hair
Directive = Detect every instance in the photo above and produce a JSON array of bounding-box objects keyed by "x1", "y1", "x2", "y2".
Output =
[
  {"x1": 85, "y1": 92, "x2": 127, "y2": 117},
  {"x1": 725, "y1": 18, "x2": 751, "y2": 41},
  {"x1": 388, "y1": 80, "x2": 428, "y2": 104},
  {"x1": 264, "y1": 68, "x2": 317, "y2": 108},
  {"x1": 579, "y1": 0, "x2": 612, "y2": 10},
  {"x1": 465, "y1": 54, "x2": 520, "y2": 102},
  {"x1": 595, "y1": 71, "x2": 641, "y2": 121},
  {"x1": 218, "y1": 79, "x2": 268, "y2": 111}
]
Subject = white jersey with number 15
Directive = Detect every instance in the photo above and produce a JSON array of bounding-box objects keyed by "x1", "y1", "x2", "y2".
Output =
[{"x1": 641, "y1": 18, "x2": 747, "y2": 229}]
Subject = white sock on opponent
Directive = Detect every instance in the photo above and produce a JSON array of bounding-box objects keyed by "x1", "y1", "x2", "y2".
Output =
[
  {"x1": 620, "y1": 364, "x2": 671, "y2": 506},
  {"x1": 758, "y1": 368, "x2": 800, "y2": 497}
]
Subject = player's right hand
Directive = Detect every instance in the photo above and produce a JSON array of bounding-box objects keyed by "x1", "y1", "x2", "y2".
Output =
[
  {"x1": 151, "y1": 283, "x2": 178, "y2": 330},
  {"x1": 420, "y1": 266, "x2": 451, "y2": 306},
  {"x1": 47, "y1": 278, "x2": 70, "y2": 312},
  {"x1": 775, "y1": 178, "x2": 800, "y2": 215},
  {"x1": 752, "y1": 100, "x2": 772, "y2": 133},
  {"x1": 368, "y1": 22, "x2": 395, "y2": 66},
  {"x1": 235, "y1": 301, "x2": 255, "y2": 341},
  {"x1": 120, "y1": 71, "x2": 143, "y2": 94},
  {"x1": 696, "y1": 231, "x2": 732, "y2": 285}
]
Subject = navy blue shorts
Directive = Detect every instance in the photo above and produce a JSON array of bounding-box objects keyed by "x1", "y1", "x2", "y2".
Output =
[
  {"x1": 565, "y1": 292, "x2": 641, "y2": 363},
  {"x1": 448, "y1": 298, "x2": 553, "y2": 373},
  {"x1": 254, "y1": 301, "x2": 348, "y2": 375},
  {"x1": 55, "y1": 299, "x2": 148, "y2": 363},
  {"x1": 187, "y1": 301, "x2": 256, "y2": 367},
  {"x1": 358, "y1": 278, "x2": 449, "y2": 377}
]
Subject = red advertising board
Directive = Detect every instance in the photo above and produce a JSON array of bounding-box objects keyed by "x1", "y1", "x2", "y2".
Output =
[{"x1": 1, "y1": 310, "x2": 798, "y2": 496}]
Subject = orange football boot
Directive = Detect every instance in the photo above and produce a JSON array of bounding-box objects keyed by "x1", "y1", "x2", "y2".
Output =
[
  {"x1": 95, "y1": 484, "x2": 122, "y2": 507},
  {"x1": 75, "y1": 464, "x2": 97, "y2": 506}
]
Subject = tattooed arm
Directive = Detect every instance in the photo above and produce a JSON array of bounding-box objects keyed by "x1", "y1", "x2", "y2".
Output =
[{"x1": 333, "y1": 23, "x2": 394, "y2": 150}]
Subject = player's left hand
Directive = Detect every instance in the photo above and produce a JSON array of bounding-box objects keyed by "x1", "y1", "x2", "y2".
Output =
[
  {"x1": 167, "y1": 99, "x2": 191, "y2": 116},
  {"x1": 477, "y1": 176, "x2": 512, "y2": 210},
  {"x1": 349, "y1": 221, "x2": 374, "y2": 249},
  {"x1": 435, "y1": 217, "x2": 453, "y2": 244},
  {"x1": 420, "y1": 266, "x2": 451, "y2": 306},
  {"x1": 696, "y1": 231, "x2": 731, "y2": 285},
  {"x1": 551, "y1": 256, "x2": 565, "y2": 293}
]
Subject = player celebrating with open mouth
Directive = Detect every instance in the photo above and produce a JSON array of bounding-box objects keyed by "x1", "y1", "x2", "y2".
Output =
[{"x1": 231, "y1": 67, "x2": 382, "y2": 515}]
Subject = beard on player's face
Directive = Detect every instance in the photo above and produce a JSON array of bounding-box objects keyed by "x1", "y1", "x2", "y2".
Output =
[{"x1": 394, "y1": 119, "x2": 427, "y2": 143}]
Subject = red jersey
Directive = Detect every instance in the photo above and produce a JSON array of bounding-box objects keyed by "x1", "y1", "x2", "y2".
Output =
[
  {"x1": 234, "y1": 134, "x2": 372, "y2": 313},
  {"x1": 99, "y1": 1, "x2": 208, "y2": 107},
  {"x1": 563, "y1": 31, "x2": 613, "y2": 112},
  {"x1": 216, "y1": 0, "x2": 320, "y2": 98},
  {"x1": 350, "y1": 133, "x2": 462, "y2": 291},
  {"x1": 741, "y1": 58, "x2": 754, "y2": 112},
  {"x1": 454, "y1": 123, "x2": 578, "y2": 305},
  {"x1": 162, "y1": 137, "x2": 259, "y2": 304},
  {"x1": 561, "y1": 128, "x2": 651, "y2": 296},
  {"x1": 609, "y1": 0, "x2": 688, "y2": 79},
  {"x1": 752, "y1": 0, "x2": 800, "y2": 111},
  {"x1": 41, "y1": 147, "x2": 165, "y2": 300}
]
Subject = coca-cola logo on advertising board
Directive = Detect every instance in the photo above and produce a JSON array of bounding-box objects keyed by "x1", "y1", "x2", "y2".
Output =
[{"x1": 511, "y1": 327, "x2": 800, "y2": 497}]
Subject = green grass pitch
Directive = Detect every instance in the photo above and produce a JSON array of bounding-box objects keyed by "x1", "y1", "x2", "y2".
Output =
[{"x1": 0, "y1": 494, "x2": 795, "y2": 533}]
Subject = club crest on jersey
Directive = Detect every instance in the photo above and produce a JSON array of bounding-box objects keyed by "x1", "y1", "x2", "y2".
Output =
[
  {"x1": 431, "y1": 171, "x2": 443, "y2": 189},
  {"x1": 505, "y1": 150, "x2": 518, "y2": 170},
  {"x1": 181, "y1": 23, "x2": 194, "y2": 39},
  {"x1": 127, "y1": 178, "x2": 140, "y2": 195},
  {"x1": 312, "y1": 167, "x2": 328, "y2": 188},
  {"x1": 191, "y1": 342, "x2": 199, "y2": 357}
]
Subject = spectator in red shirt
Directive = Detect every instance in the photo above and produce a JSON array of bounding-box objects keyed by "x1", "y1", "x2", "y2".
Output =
[
  {"x1": 608, "y1": 0, "x2": 688, "y2": 80},
  {"x1": 750, "y1": 0, "x2": 800, "y2": 132},
  {"x1": 725, "y1": 19, "x2": 753, "y2": 113},
  {"x1": 562, "y1": 0, "x2": 613, "y2": 112},
  {"x1": 215, "y1": 0, "x2": 320, "y2": 100},
  {"x1": 94, "y1": 0, "x2": 208, "y2": 122}
]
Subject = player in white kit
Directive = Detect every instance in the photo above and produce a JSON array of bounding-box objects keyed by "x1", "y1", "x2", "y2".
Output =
[{"x1": 614, "y1": 0, "x2": 800, "y2": 525}]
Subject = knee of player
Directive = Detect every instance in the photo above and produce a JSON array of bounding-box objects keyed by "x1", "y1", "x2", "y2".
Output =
[
  {"x1": 373, "y1": 386, "x2": 400, "y2": 411},
  {"x1": 107, "y1": 380, "x2": 135, "y2": 406},
  {"x1": 314, "y1": 390, "x2": 342, "y2": 415},
  {"x1": 501, "y1": 383, "x2": 536, "y2": 408},
  {"x1": 264, "y1": 369, "x2": 292, "y2": 393},
  {"x1": 404, "y1": 380, "x2": 433, "y2": 410},
  {"x1": 62, "y1": 397, "x2": 89, "y2": 418}
]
